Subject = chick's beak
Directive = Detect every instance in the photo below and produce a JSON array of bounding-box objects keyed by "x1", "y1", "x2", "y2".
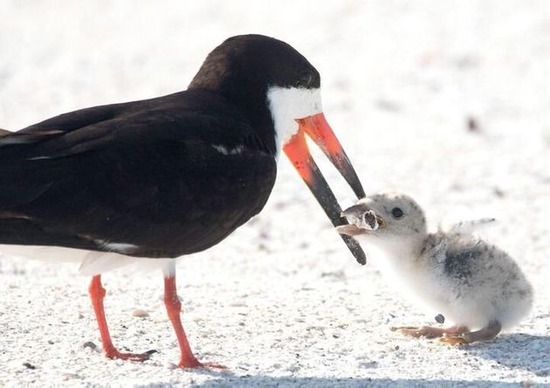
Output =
[
  {"x1": 337, "y1": 205, "x2": 370, "y2": 237},
  {"x1": 283, "y1": 112, "x2": 366, "y2": 265},
  {"x1": 335, "y1": 224, "x2": 367, "y2": 237},
  {"x1": 337, "y1": 203, "x2": 386, "y2": 237}
]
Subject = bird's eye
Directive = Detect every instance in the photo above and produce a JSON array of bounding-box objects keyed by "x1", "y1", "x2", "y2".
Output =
[
  {"x1": 295, "y1": 72, "x2": 313, "y2": 88},
  {"x1": 391, "y1": 207, "x2": 404, "y2": 219}
]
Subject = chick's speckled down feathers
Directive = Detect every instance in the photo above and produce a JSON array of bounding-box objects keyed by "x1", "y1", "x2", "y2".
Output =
[
  {"x1": 338, "y1": 192, "x2": 533, "y2": 344},
  {"x1": 417, "y1": 229, "x2": 532, "y2": 330}
]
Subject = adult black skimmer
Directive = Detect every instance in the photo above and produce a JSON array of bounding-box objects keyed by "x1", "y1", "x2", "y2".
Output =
[{"x1": 0, "y1": 34, "x2": 365, "y2": 368}]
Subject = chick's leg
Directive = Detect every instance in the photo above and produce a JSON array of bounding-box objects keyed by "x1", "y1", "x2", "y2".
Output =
[{"x1": 441, "y1": 320, "x2": 501, "y2": 345}]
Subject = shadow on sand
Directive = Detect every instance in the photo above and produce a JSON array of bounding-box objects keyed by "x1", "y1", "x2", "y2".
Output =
[
  {"x1": 464, "y1": 333, "x2": 550, "y2": 377},
  {"x1": 182, "y1": 375, "x2": 528, "y2": 387},
  {"x1": 169, "y1": 333, "x2": 549, "y2": 387}
]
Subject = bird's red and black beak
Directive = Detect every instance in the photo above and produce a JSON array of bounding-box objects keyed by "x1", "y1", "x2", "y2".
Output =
[{"x1": 283, "y1": 112, "x2": 367, "y2": 265}]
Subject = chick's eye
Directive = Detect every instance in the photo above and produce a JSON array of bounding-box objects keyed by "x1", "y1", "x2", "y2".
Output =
[{"x1": 391, "y1": 207, "x2": 404, "y2": 219}]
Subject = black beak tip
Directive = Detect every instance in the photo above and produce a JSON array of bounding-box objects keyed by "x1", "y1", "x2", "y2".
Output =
[{"x1": 341, "y1": 234, "x2": 366, "y2": 265}]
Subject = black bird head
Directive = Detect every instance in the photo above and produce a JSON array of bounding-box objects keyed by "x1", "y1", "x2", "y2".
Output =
[{"x1": 190, "y1": 34, "x2": 367, "y2": 264}]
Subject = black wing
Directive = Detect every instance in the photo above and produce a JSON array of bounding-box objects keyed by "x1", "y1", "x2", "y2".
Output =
[{"x1": 0, "y1": 90, "x2": 277, "y2": 257}]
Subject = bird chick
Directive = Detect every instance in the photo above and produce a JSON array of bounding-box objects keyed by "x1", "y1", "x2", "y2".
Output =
[{"x1": 337, "y1": 192, "x2": 533, "y2": 345}]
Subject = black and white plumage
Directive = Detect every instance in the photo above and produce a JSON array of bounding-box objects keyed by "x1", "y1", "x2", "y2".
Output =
[
  {"x1": 338, "y1": 192, "x2": 533, "y2": 345},
  {"x1": 0, "y1": 34, "x2": 366, "y2": 368}
]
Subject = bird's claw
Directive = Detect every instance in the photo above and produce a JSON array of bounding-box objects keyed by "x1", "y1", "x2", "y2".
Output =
[
  {"x1": 177, "y1": 359, "x2": 227, "y2": 369},
  {"x1": 197, "y1": 362, "x2": 227, "y2": 370},
  {"x1": 391, "y1": 326, "x2": 422, "y2": 337},
  {"x1": 391, "y1": 326, "x2": 443, "y2": 339},
  {"x1": 440, "y1": 335, "x2": 468, "y2": 345}
]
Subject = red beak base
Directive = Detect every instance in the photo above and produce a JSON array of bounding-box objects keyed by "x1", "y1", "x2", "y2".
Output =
[{"x1": 283, "y1": 113, "x2": 366, "y2": 265}]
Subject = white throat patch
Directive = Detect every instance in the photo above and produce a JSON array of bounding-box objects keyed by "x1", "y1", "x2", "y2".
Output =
[{"x1": 266, "y1": 86, "x2": 322, "y2": 159}]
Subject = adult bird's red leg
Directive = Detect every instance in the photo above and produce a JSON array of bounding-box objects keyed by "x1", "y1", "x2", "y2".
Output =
[
  {"x1": 163, "y1": 266, "x2": 225, "y2": 368},
  {"x1": 89, "y1": 275, "x2": 155, "y2": 361},
  {"x1": 163, "y1": 275, "x2": 202, "y2": 368}
]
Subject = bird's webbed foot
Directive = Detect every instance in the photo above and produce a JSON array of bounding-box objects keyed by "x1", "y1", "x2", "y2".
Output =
[
  {"x1": 391, "y1": 325, "x2": 469, "y2": 339},
  {"x1": 441, "y1": 320, "x2": 501, "y2": 345}
]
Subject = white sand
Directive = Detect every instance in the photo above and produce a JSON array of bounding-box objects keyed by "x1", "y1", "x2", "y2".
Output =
[{"x1": 0, "y1": 1, "x2": 549, "y2": 386}]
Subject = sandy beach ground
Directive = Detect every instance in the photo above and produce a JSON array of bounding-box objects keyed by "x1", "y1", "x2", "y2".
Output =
[{"x1": 0, "y1": 1, "x2": 549, "y2": 386}]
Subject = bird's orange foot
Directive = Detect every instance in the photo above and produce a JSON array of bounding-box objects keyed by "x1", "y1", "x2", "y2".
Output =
[
  {"x1": 440, "y1": 335, "x2": 468, "y2": 346},
  {"x1": 391, "y1": 326, "x2": 421, "y2": 337},
  {"x1": 391, "y1": 326, "x2": 445, "y2": 339},
  {"x1": 106, "y1": 349, "x2": 157, "y2": 362},
  {"x1": 177, "y1": 356, "x2": 227, "y2": 369},
  {"x1": 187, "y1": 361, "x2": 227, "y2": 369}
]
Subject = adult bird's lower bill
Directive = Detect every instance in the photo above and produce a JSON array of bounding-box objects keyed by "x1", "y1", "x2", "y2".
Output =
[{"x1": 0, "y1": 34, "x2": 365, "y2": 368}]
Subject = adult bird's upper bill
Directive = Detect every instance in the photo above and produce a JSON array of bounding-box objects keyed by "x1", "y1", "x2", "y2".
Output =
[{"x1": 0, "y1": 34, "x2": 365, "y2": 368}]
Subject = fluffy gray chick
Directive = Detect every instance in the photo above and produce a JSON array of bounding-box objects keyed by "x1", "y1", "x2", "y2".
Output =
[{"x1": 337, "y1": 192, "x2": 533, "y2": 345}]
